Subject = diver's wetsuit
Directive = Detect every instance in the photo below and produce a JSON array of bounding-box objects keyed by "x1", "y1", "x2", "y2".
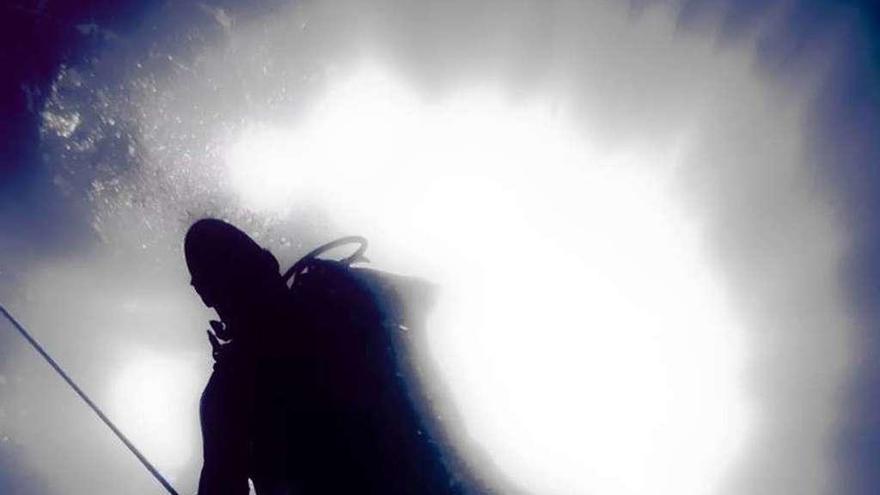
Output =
[{"x1": 196, "y1": 261, "x2": 459, "y2": 495}]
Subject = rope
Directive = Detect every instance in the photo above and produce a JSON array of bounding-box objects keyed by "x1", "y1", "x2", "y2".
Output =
[{"x1": 0, "y1": 304, "x2": 179, "y2": 495}]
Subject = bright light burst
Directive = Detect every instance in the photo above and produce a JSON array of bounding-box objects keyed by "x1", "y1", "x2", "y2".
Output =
[
  {"x1": 225, "y1": 67, "x2": 753, "y2": 495},
  {"x1": 109, "y1": 351, "x2": 202, "y2": 477}
]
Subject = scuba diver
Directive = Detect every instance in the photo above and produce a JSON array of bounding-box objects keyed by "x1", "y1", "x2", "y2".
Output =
[{"x1": 184, "y1": 218, "x2": 465, "y2": 495}]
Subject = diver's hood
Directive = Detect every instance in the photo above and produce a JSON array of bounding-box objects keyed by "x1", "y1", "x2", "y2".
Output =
[{"x1": 184, "y1": 218, "x2": 279, "y2": 285}]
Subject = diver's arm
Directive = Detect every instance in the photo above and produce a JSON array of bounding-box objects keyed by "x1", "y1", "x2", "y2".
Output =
[{"x1": 197, "y1": 356, "x2": 253, "y2": 495}]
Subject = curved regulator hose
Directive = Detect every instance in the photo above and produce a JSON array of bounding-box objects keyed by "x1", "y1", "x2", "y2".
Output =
[{"x1": 282, "y1": 235, "x2": 369, "y2": 285}]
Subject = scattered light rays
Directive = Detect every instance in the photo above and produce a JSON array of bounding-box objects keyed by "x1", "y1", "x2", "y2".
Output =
[{"x1": 225, "y1": 67, "x2": 753, "y2": 495}]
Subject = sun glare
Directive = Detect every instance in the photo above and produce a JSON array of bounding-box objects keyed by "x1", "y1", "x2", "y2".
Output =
[
  {"x1": 225, "y1": 67, "x2": 753, "y2": 495},
  {"x1": 109, "y1": 352, "x2": 201, "y2": 477}
]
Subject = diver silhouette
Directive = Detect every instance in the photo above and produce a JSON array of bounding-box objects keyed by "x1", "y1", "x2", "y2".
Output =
[{"x1": 185, "y1": 218, "x2": 465, "y2": 495}]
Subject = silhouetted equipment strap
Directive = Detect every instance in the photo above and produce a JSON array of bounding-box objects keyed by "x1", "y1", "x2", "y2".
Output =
[{"x1": 0, "y1": 304, "x2": 179, "y2": 495}]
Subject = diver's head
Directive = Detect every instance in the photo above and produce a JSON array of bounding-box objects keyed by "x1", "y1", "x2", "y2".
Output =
[{"x1": 184, "y1": 218, "x2": 281, "y2": 324}]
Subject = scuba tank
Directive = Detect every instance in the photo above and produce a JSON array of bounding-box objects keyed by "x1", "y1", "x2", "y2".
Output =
[{"x1": 277, "y1": 236, "x2": 472, "y2": 494}]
